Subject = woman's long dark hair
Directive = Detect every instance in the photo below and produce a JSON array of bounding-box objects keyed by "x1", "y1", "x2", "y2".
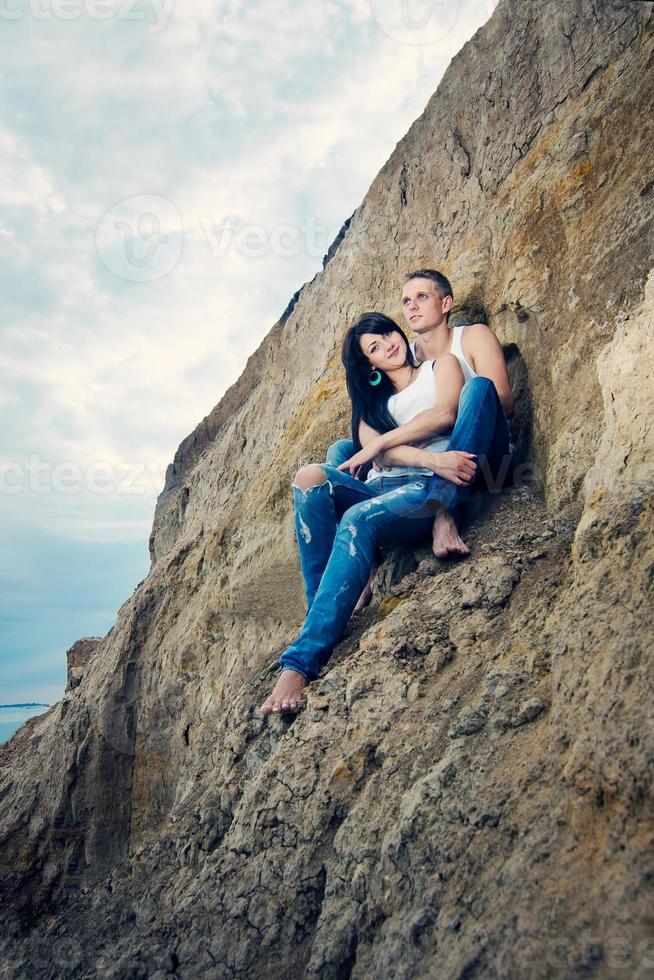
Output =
[{"x1": 341, "y1": 312, "x2": 417, "y2": 450}]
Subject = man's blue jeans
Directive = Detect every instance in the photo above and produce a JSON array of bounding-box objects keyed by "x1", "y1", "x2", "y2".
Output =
[
  {"x1": 279, "y1": 468, "x2": 446, "y2": 681},
  {"x1": 326, "y1": 377, "x2": 514, "y2": 519}
]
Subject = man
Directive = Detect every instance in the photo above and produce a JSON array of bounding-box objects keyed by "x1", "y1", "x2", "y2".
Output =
[
  {"x1": 401, "y1": 269, "x2": 513, "y2": 415},
  {"x1": 331, "y1": 269, "x2": 515, "y2": 559}
]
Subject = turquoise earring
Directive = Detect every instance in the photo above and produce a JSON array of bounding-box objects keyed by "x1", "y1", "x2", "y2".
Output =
[{"x1": 368, "y1": 369, "x2": 382, "y2": 387}]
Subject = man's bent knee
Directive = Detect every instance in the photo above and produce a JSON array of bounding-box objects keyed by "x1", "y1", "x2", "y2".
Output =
[
  {"x1": 293, "y1": 464, "x2": 327, "y2": 491},
  {"x1": 462, "y1": 376, "x2": 495, "y2": 398}
]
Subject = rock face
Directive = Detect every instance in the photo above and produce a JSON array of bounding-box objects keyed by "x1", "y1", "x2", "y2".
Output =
[
  {"x1": 1, "y1": 2, "x2": 653, "y2": 977},
  {"x1": 65, "y1": 638, "x2": 103, "y2": 691}
]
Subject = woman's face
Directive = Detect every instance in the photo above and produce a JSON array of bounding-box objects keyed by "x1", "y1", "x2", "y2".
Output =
[{"x1": 359, "y1": 330, "x2": 407, "y2": 374}]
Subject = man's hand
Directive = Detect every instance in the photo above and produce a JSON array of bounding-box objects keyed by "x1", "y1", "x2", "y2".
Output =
[
  {"x1": 426, "y1": 450, "x2": 477, "y2": 486},
  {"x1": 372, "y1": 453, "x2": 391, "y2": 473}
]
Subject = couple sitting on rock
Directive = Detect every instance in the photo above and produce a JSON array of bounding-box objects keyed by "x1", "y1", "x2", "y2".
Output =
[{"x1": 260, "y1": 269, "x2": 515, "y2": 716}]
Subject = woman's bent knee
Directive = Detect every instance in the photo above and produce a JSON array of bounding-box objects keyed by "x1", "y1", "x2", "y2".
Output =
[
  {"x1": 293, "y1": 464, "x2": 327, "y2": 491},
  {"x1": 325, "y1": 439, "x2": 355, "y2": 467}
]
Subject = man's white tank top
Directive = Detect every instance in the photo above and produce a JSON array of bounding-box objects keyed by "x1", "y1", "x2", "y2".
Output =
[
  {"x1": 366, "y1": 360, "x2": 450, "y2": 483},
  {"x1": 410, "y1": 325, "x2": 476, "y2": 382}
]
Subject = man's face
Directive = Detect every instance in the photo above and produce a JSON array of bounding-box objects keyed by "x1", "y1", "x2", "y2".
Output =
[{"x1": 401, "y1": 277, "x2": 451, "y2": 332}]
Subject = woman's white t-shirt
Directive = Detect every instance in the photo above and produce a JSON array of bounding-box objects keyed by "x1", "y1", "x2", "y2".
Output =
[{"x1": 366, "y1": 360, "x2": 450, "y2": 483}]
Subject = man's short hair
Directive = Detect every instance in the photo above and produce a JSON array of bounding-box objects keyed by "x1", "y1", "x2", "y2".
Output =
[{"x1": 404, "y1": 269, "x2": 453, "y2": 301}]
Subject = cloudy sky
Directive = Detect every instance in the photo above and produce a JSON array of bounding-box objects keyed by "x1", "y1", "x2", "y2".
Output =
[{"x1": 0, "y1": 0, "x2": 496, "y2": 705}]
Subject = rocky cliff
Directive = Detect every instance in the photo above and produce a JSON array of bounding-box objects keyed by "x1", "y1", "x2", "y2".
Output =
[{"x1": 1, "y1": 1, "x2": 653, "y2": 977}]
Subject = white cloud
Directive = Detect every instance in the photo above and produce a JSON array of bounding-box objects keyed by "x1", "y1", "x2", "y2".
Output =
[
  {"x1": 0, "y1": 5, "x2": 493, "y2": 496},
  {"x1": 0, "y1": 128, "x2": 66, "y2": 214}
]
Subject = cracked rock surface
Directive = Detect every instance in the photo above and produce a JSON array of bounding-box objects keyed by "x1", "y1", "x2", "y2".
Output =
[{"x1": 1, "y1": 1, "x2": 653, "y2": 977}]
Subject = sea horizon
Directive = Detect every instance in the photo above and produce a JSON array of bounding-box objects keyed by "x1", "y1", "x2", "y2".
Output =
[
  {"x1": 0, "y1": 702, "x2": 50, "y2": 708},
  {"x1": 0, "y1": 704, "x2": 52, "y2": 745}
]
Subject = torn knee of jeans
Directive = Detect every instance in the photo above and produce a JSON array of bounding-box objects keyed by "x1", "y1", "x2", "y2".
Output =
[{"x1": 291, "y1": 477, "x2": 333, "y2": 497}]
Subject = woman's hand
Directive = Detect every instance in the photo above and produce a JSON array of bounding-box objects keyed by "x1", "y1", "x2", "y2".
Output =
[
  {"x1": 337, "y1": 437, "x2": 386, "y2": 475},
  {"x1": 421, "y1": 450, "x2": 477, "y2": 485}
]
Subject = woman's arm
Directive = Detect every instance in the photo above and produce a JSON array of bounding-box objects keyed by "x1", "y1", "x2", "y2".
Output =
[
  {"x1": 340, "y1": 355, "x2": 464, "y2": 471},
  {"x1": 358, "y1": 418, "x2": 443, "y2": 470}
]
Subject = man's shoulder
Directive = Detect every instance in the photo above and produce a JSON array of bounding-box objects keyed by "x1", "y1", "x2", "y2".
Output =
[
  {"x1": 460, "y1": 321, "x2": 493, "y2": 335},
  {"x1": 460, "y1": 322, "x2": 498, "y2": 347}
]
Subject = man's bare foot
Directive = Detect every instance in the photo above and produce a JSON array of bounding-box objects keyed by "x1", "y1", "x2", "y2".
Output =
[
  {"x1": 432, "y1": 508, "x2": 470, "y2": 559},
  {"x1": 260, "y1": 669, "x2": 307, "y2": 716}
]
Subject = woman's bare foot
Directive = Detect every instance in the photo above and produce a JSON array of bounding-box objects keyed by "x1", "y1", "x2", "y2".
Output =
[
  {"x1": 353, "y1": 577, "x2": 373, "y2": 614},
  {"x1": 432, "y1": 508, "x2": 470, "y2": 559},
  {"x1": 352, "y1": 558, "x2": 380, "y2": 615},
  {"x1": 260, "y1": 669, "x2": 307, "y2": 716}
]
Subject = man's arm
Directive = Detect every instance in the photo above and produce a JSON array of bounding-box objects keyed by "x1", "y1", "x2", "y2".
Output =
[
  {"x1": 464, "y1": 323, "x2": 514, "y2": 417},
  {"x1": 377, "y1": 444, "x2": 477, "y2": 485},
  {"x1": 339, "y1": 355, "x2": 464, "y2": 472}
]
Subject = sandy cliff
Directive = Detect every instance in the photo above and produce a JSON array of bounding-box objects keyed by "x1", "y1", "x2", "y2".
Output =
[{"x1": 1, "y1": 1, "x2": 653, "y2": 977}]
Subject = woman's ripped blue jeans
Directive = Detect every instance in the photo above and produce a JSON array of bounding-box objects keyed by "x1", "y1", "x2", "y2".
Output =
[{"x1": 279, "y1": 467, "x2": 442, "y2": 682}]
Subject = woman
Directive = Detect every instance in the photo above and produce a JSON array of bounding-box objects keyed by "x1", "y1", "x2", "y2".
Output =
[{"x1": 259, "y1": 313, "x2": 476, "y2": 716}]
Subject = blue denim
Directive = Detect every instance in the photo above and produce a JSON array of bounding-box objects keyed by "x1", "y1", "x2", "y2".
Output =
[
  {"x1": 280, "y1": 466, "x2": 442, "y2": 681},
  {"x1": 325, "y1": 439, "x2": 357, "y2": 467},
  {"x1": 428, "y1": 376, "x2": 514, "y2": 518}
]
